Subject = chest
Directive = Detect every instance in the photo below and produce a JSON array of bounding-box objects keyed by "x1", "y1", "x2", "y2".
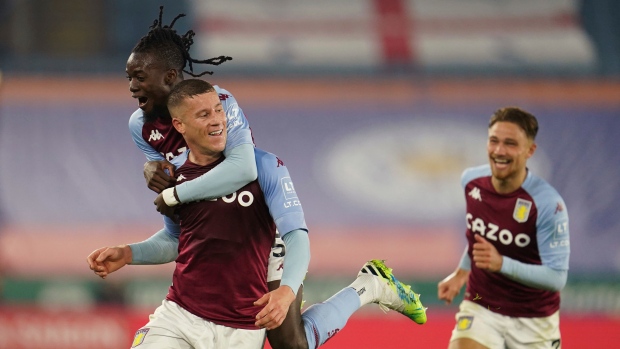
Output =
[{"x1": 465, "y1": 182, "x2": 538, "y2": 250}]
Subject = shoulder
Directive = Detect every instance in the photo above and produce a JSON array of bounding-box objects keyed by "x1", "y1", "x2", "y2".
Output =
[
  {"x1": 254, "y1": 148, "x2": 281, "y2": 170},
  {"x1": 128, "y1": 109, "x2": 145, "y2": 129},
  {"x1": 128, "y1": 109, "x2": 146, "y2": 137},
  {"x1": 522, "y1": 171, "x2": 566, "y2": 214},
  {"x1": 461, "y1": 164, "x2": 491, "y2": 188},
  {"x1": 214, "y1": 85, "x2": 237, "y2": 103}
]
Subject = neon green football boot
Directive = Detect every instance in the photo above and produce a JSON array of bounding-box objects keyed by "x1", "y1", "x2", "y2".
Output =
[{"x1": 358, "y1": 259, "x2": 427, "y2": 325}]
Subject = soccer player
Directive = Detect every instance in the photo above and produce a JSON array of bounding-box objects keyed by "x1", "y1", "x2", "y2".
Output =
[
  {"x1": 437, "y1": 107, "x2": 570, "y2": 349},
  {"x1": 88, "y1": 79, "x2": 426, "y2": 348}
]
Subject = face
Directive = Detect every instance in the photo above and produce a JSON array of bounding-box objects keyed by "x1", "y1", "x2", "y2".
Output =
[
  {"x1": 126, "y1": 52, "x2": 176, "y2": 120},
  {"x1": 170, "y1": 91, "x2": 227, "y2": 159},
  {"x1": 487, "y1": 121, "x2": 536, "y2": 185}
]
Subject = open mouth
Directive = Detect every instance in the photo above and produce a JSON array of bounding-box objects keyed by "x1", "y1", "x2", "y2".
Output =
[
  {"x1": 138, "y1": 97, "x2": 148, "y2": 109},
  {"x1": 209, "y1": 130, "x2": 223, "y2": 136}
]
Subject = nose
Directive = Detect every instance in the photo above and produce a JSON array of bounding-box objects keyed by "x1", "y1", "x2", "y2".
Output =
[
  {"x1": 129, "y1": 79, "x2": 139, "y2": 93},
  {"x1": 492, "y1": 143, "x2": 506, "y2": 155}
]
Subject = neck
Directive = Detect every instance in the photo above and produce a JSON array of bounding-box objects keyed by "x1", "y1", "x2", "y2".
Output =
[{"x1": 491, "y1": 168, "x2": 527, "y2": 194}]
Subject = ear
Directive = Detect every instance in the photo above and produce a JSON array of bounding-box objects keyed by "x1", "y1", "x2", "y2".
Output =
[
  {"x1": 526, "y1": 141, "x2": 537, "y2": 159},
  {"x1": 164, "y1": 69, "x2": 178, "y2": 86},
  {"x1": 171, "y1": 117, "x2": 184, "y2": 134}
]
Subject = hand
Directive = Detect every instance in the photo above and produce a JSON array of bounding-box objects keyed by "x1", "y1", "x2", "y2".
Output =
[
  {"x1": 438, "y1": 268, "x2": 469, "y2": 305},
  {"x1": 144, "y1": 160, "x2": 176, "y2": 193},
  {"x1": 472, "y1": 234, "x2": 503, "y2": 272},
  {"x1": 86, "y1": 245, "x2": 132, "y2": 279},
  {"x1": 254, "y1": 285, "x2": 296, "y2": 330},
  {"x1": 154, "y1": 192, "x2": 178, "y2": 219}
]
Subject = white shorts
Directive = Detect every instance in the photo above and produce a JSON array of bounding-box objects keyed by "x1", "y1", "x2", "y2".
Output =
[
  {"x1": 450, "y1": 300, "x2": 561, "y2": 349},
  {"x1": 267, "y1": 231, "x2": 285, "y2": 282},
  {"x1": 131, "y1": 300, "x2": 266, "y2": 349}
]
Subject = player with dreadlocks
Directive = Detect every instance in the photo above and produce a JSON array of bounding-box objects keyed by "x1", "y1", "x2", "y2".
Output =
[{"x1": 88, "y1": 6, "x2": 427, "y2": 349}]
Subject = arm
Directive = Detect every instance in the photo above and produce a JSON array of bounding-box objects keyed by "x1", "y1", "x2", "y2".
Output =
[
  {"x1": 165, "y1": 143, "x2": 257, "y2": 204},
  {"x1": 129, "y1": 227, "x2": 179, "y2": 265},
  {"x1": 501, "y1": 186, "x2": 570, "y2": 291},
  {"x1": 130, "y1": 101, "x2": 257, "y2": 203},
  {"x1": 253, "y1": 148, "x2": 310, "y2": 329},
  {"x1": 86, "y1": 218, "x2": 180, "y2": 278},
  {"x1": 500, "y1": 257, "x2": 567, "y2": 291},
  {"x1": 255, "y1": 148, "x2": 310, "y2": 294},
  {"x1": 438, "y1": 246, "x2": 470, "y2": 304},
  {"x1": 279, "y1": 229, "x2": 311, "y2": 296}
]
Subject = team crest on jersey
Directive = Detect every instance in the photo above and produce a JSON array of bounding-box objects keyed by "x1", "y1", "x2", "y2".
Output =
[
  {"x1": 131, "y1": 328, "x2": 149, "y2": 347},
  {"x1": 456, "y1": 316, "x2": 474, "y2": 331},
  {"x1": 513, "y1": 198, "x2": 532, "y2": 223}
]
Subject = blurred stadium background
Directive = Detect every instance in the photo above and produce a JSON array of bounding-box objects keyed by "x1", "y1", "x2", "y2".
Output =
[{"x1": 0, "y1": 0, "x2": 619, "y2": 348}]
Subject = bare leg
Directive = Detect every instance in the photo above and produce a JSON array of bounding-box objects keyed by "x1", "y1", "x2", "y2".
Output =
[{"x1": 266, "y1": 281, "x2": 308, "y2": 349}]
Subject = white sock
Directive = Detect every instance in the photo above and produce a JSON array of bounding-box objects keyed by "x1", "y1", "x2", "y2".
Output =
[{"x1": 348, "y1": 274, "x2": 379, "y2": 306}]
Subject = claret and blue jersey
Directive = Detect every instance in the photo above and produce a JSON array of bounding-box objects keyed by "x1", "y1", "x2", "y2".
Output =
[{"x1": 461, "y1": 164, "x2": 570, "y2": 317}]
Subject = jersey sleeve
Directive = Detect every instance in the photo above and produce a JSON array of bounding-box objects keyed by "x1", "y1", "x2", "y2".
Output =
[
  {"x1": 529, "y1": 179, "x2": 570, "y2": 271},
  {"x1": 128, "y1": 110, "x2": 165, "y2": 162},
  {"x1": 172, "y1": 86, "x2": 258, "y2": 203},
  {"x1": 254, "y1": 148, "x2": 308, "y2": 236},
  {"x1": 461, "y1": 165, "x2": 491, "y2": 189},
  {"x1": 163, "y1": 215, "x2": 181, "y2": 239},
  {"x1": 216, "y1": 86, "x2": 255, "y2": 155}
]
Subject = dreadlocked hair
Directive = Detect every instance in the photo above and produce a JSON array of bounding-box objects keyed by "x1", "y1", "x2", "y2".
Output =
[{"x1": 131, "y1": 6, "x2": 232, "y2": 77}]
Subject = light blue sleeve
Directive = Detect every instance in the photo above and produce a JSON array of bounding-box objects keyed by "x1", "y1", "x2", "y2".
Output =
[
  {"x1": 254, "y1": 148, "x2": 308, "y2": 235},
  {"x1": 162, "y1": 215, "x2": 181, "y2": 238},
  {"x1": 128, "y1": 228, "x2": 179, "y2": 265},
  {"x1": 498, "y1": 174, "x2": 570, "y2": 291},
  {"x1": 500, "y1": 256, "x2": 567, "y2": 291},
  {"x1": 175, "y1": 143, "x2": 257, "y2": 202},
  {"x1": 128, "y1": 110, "x2": 165, "y2": 162},
  {"x1": 526, "y1": 176, "x2": 571, "y2": 271},
  {"x1": 280, "y1": 229, "x2": 311, "y2": 296},
  {"x1": 173, "y1": 86, "x2": 257, "y2": 203},
  {"x1": 461, "y1": 165, "x2": 491, "y2": 189}
]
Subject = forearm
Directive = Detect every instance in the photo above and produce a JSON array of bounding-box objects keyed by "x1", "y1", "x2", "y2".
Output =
[
  {"x1": 279, "y1": 229, "x2": 310, "y2": 296},
  {"x1": 173, "y1": 143, "x2": 257, "y2": 203},
  {"x1": 500, "y1": 256, "x2": 567, "y2": 291},
  {"x1": 128, "y1": 228, "x2": 179, "y2": 265}
]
